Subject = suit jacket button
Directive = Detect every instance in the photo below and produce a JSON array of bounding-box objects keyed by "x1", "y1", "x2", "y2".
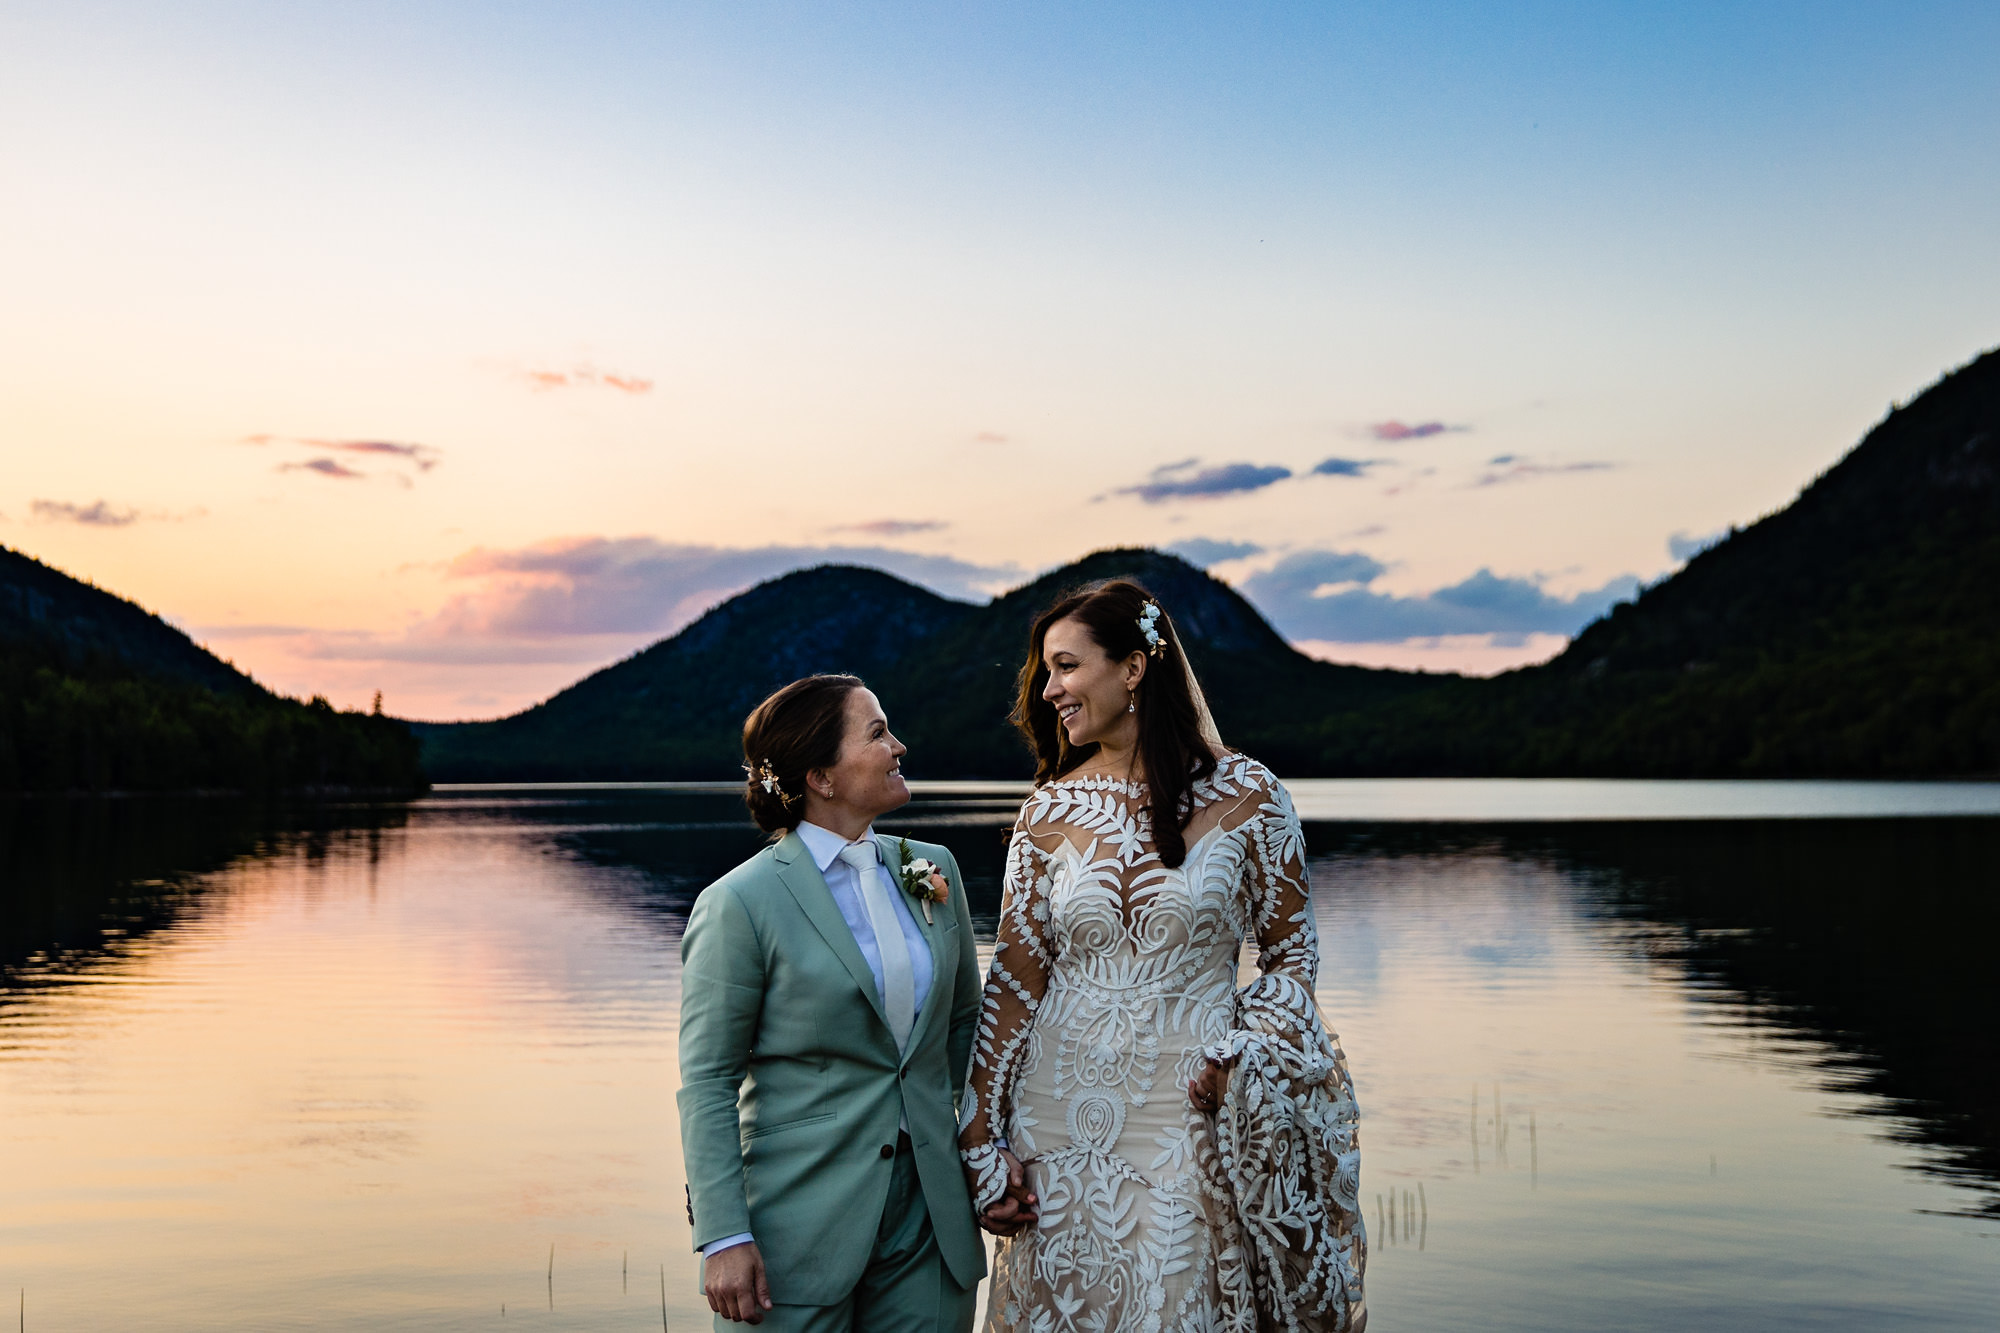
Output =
[{"x1": 880, "y1": 1143, "x2": 894, "y2": 1159}]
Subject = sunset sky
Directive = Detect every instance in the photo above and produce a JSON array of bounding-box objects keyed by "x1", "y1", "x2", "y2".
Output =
[{"x1": 5, "y1": 1, "x2": 1997, "y2": 719}]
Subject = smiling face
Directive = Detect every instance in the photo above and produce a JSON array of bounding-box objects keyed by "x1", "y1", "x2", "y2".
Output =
[
  {"x1": 1041, "y1": 616, "x2": 1147, "y2": 752},
  {"x1": 806, "y1": 687, "x2": 910, "y2": 824}
]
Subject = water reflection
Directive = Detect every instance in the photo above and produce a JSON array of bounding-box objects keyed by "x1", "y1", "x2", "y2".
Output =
[
  {"x1": 3, "y1": 792, "x2": 699, "y2": 1331},
  {"x1": 447, "y1": 788, "x2": 1024, "y2": 934},
  {"x1": 1304, "y1": 820, "x2": 2000, "y2": 1219},
  {"x1": 1552, "y1": 819, "x2": 2000, "y2": 1217},
  {"x1": 1, "y1": 790, "x2": 1995, "y2": 1331},
  {"x1": 0, "y1": 796, "x2": 414, "y2": 984}
]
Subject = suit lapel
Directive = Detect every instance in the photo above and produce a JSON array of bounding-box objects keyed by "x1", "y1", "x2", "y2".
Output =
[
  {"x1": 876, "y1": 833, "x2": 950, "y2": 1052},
  {"x1": 773, "y1": 832, "x2": 890, "y2": 1029}
]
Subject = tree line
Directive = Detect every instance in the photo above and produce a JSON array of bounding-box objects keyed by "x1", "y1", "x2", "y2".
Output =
[{"x1": 0, "y1": 641, "x2": 425, "y2": 794}]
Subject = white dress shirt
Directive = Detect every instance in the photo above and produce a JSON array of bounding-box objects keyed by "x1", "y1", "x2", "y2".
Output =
[
  {"x1": 794, "y1": 820, "x2": 935, "y2": 1024},
  {"x1": 698, "y1": 820, "x2": 936, "y2": 1260}
]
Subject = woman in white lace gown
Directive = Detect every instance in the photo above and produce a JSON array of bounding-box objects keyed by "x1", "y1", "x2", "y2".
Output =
[{"x1": 958, "y1": 579, "x2": 1366, "y2": 1333}]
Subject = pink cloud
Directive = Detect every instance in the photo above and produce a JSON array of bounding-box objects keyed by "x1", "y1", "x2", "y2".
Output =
[
  {"x1": 1471, "y1": 457, "x2": 1617, "y2": 487},
  {"x1": 826, "y1": 519, "x2": 949, "y2": 537},
  {"x1": 30, "y1": 498, "x2": 140, "y2": 526},
  {"x1": 195, "y1": 540, "x2": 1024, "y2": 716},
  {"x1": 1114, "y1": 459, "x2": 1292, "y2": 503},
  {"x1": 1369, "y1": 420, "x2": 1460, "y2": 441},
  {"x1": 280, "y1": 458, "x2": 365, "y2": 480},
  {"x1": 420, "y1": 536, "x2": 1017, "y2": 642},
  {"x1": 522, "y1": 365, "x2": 654, "y2": 394},
  {"x1": 247, "y1": 434, "x2": 440, "y2": 478},
  {"x1": 310, "y1": 439, "x2": 439, "y2": 470}
]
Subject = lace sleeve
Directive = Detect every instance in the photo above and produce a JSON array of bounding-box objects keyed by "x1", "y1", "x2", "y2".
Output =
[
  {"x1": 1204, "y1": 773, "x2": 1368, "y2": 1332},
  {"x1": 957, "y1": 818, "x2": 1057, "y2": 1210},
  {"x1": 1201, "y1": 774, "x2": 1328, "y2": 1074},
  {"x1": 1244, "y1": 774, "x2": 1317, "y2": 999}
]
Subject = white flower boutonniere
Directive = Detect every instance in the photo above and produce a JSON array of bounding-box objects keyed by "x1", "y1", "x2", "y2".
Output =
[{"x1": 895, "y1": 837, "x2": 949, "y2": 924}]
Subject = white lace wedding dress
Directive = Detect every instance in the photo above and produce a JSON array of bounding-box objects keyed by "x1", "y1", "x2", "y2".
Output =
[{"x1": 961, "y1": 754, "x2": 1366, "y2": 1333}]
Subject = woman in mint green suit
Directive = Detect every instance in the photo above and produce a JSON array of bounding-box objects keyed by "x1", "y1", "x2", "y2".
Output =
[{"x1": 678, "y1": 674, "x2": 987, "y2": 1330}]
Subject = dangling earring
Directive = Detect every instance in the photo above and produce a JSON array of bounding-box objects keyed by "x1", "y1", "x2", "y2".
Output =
[{"x1": 1127, "y1": 689, "x2": 1136, "y2": 714}]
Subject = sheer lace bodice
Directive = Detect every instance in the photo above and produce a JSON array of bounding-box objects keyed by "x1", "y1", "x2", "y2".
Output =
[{"x1": 961, "y1": 754, "x2": 1366, "y2": 1333}]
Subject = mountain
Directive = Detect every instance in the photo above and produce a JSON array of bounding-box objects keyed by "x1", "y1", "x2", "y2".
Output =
[
  {"x1": 1307, "y1": 346, "x2": 2000, "y2": 775},
  {"x1": 1, "y1": 545, "x2": 258, "y2": 696},
  {"x1": 24, "y1": 343, "x2": 1990, "y2": 790},
  {"x1": 416, "y1": 551, "x2": 1444, "y2": 781},
  {"x1": 0, "y1": 545, "x2": 425, "y2": 794},
  {"x1": 416, "y1": 566, "x2": 982, "y2": 781},
  {"x1": 874, "y1": 548, "x2": 1443, "y2": 776},
  {"x1": 424, "y1": 345, "x2": 2000, "y2": 782}
]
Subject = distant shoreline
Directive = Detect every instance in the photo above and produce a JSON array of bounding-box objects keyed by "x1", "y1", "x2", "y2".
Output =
[
  {"x1": 408, "y1": 776, "x2": 2000, "y2": 823},
  {"x1": 1, "y1": 783, "x2": 429, "y2": 801}
]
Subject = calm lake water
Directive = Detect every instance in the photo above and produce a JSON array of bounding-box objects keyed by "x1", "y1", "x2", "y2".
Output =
[{"x1": 3, "y1": 780, "x2": 1997, "y2": 1330}]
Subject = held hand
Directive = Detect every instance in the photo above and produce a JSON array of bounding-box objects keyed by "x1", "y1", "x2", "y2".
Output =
[
  {"x1": 1188, "y1": 1055, "x2": 1234, "y2": 1115},
  {"x1": 977, "y1": 1147, "x2": 1039, "y2": 1238},
  {"x1": 703, "y1": 1241, "x2": 773, "y2": 1324}
]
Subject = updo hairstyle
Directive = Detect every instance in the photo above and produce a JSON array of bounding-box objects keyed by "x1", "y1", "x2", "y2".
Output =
[
  {"x1": 741, "y1": 673, "x2": 865, "y2": 835},
  {"x1": 1012, "y1": 578, "x2": 1224, "y2": 869}
]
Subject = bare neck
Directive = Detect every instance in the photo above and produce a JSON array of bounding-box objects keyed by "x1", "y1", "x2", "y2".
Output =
[
  {"x1": 1076, "y1": 720, "x2": 1144, "y2": 783},
  {"x1": 799, "y1": 799, "x2": 876, "y2": 843}
]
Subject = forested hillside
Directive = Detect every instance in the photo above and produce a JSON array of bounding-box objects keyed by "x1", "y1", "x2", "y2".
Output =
[
  {"x1": 1307, "y1": 347, "x2": 2000, "y2": 776},
  {"x1": 419, "y1": 346, "x2": 2000, "y2": 782},
  {"x1": 1, "y1": 546, "x2": 424, "y2": 793},
  {"x1": 874, "y1": 548, "x2": 1442, "y2": 777},
  {"x1": 415, "y1": 566, "x2": 984, "y2": 781},
  {"x1": 416, "y1": 551, "x2": 1443, "y2": 781}
]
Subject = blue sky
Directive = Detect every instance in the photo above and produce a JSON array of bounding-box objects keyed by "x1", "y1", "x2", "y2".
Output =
[{"x1": 3, "y1": 2, "x2": 1996, "y2": 714}]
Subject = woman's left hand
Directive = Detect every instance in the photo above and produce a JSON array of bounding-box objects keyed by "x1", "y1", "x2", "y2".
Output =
[{"x1": 1187, "y1": 1055, "x2": 1233, "y2": 1115}]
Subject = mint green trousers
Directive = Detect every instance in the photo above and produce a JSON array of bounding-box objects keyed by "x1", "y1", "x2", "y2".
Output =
[{"x1": 721, "y1": 1136, "x2": 978, "y2": 1333}]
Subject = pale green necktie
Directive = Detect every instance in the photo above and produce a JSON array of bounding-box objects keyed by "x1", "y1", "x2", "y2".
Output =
[{"x1": 838, "y1": 840, "x2": 915, "y2": 1054}]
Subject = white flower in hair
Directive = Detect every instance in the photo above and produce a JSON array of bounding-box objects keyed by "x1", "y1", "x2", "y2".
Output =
[{"x1": 1136, "y1": 601, "x2": 1167, "y2": 656}]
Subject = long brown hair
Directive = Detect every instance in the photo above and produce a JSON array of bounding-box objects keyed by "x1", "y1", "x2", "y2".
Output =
[
  {"x1": 1012, "y1": 579, "x2": 1224, "y2": 868},
  {"x1": 741, "y1": 674, "x2": 864, "y2": 834}
]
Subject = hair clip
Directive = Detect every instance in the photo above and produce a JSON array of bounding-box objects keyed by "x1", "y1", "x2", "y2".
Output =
[{"x1": 745, "y1": 759, "x2": 783, "y2": 796}]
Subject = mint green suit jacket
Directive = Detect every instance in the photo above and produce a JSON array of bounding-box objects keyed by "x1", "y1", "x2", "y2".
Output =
[{"x1": 677, "y1": 831, "x2": 987, "y2": 1305}]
